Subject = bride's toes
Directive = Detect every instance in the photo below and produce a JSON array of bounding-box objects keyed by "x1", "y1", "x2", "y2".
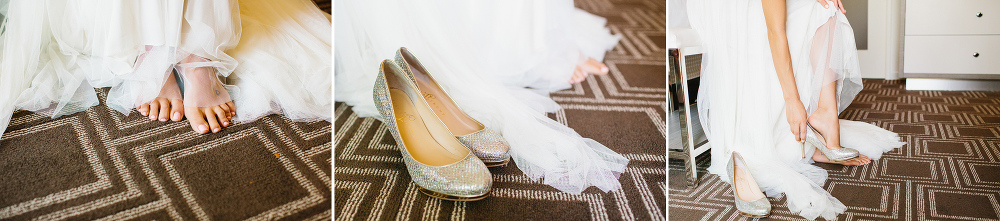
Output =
[
  {"x1": 156, "y1": 99, "x2": 171, "y2": 121},
  {"x1": 169, "y1": 99, "x2": 184, "y2": 121},
  {"x1": 203, "y1": 107, "x2": 223, "y2": 133},
  {"x1": 225, "y1": 102, "x2": 236, "y2": 116},
  {"x1": 569, "y1": 67, "x2": 584, "y2": 83},
  {"x1": 185, "y1": 109, "x2": 211, "y2": 134},
  {"x1": 584, "y1": 58, "x2": 609, "y2": 75},
  {"x1": 212, "y1": 106, "x2": 230, "y2": 127},
  {"x1": 148, "y1": 101, "x2": 161, "y2": 120},
  {"x1": 138, "y1": 103, "x2": 150, "y2": 116}
]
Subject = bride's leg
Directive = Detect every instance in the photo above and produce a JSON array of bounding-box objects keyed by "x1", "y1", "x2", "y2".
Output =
[
  {"x1": 809, "y1": 81, "x2": 871, "y2": 165},
  {"x1": 807, "y1": 17, "x2": 871, "y2": 165}
]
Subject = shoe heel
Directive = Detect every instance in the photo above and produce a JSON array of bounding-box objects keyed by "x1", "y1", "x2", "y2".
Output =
[
  {"x1": 483, "y1": 158, "x2": 510, "y2": 168},
  {"x1": 801, "y1": 142, "x2": 806, "y2": 159},
  {"x1": 806, "y1": 123, "x2": 860, "y2": 163}
]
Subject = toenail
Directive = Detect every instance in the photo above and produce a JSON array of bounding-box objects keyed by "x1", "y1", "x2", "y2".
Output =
[
  {"x1": 601, "y1": 66, "x2": 609, "y2": 72},
  {"x1": 199, "y1": 125, "x2": 208, "y2": 132},
  {"x1": 160, "y1": 118, "x2": 167, "y2": 121},
  {"x1": 213, "y1": 128, "x2": 220, "y2": 133},
  {"x1": 172, "y1": 112, "x2": 181, "y2": 120},
  {"x1": 223, "y1": 121, "x2": 228, "y2": 127}
]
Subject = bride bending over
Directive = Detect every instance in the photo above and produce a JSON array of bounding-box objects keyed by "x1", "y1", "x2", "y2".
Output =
[{"x1": 688, "y1": 0, "x2": 904, "y2": 219}]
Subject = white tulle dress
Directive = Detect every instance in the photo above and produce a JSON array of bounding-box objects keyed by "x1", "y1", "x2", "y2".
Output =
[
  {"x1": 335, "y1": 0, "x2": 629, "y2": 193},
  {"x1": 688, "y1": 0, "x2": 905, "y2": 220},
  {"x1": 0, "y1": 0, "x2": 331, "y2": 140}
]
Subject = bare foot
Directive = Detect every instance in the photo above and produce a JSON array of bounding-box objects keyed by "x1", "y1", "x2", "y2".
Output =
[
  {"x1": 813, "y1": 150, "x2": 872, "y2": 166},
  {"x1": 137, "y1": 69, "x2": 184, "y2": 122},
  {"x1": 178, "y1": 55, "x2": 236, "y2": 134},
  {"x1": 569, "y1": 57, "x2": 610, "y2": 84}
]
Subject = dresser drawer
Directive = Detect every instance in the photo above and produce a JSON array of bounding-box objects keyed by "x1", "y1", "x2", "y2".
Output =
[
  {"x1": 904, "y1": 36, "x2": 1000, "y2": 76},
  {"x1": 906, "y1": 0, "x2": 1000, "y2": 35}
]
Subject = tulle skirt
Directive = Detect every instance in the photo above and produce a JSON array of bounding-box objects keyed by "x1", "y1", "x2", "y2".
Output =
[
  {"x1": 688, "y1": 0, "x2": 904, "y2": 220},
  {"x1": 335, "y1": 0, "x2": 628, "y2": 193},
  {"x1": 0, "y1": 0, "x2": 331, "y2": 140}
]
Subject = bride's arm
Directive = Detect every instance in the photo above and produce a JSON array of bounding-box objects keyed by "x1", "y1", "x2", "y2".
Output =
[{"x1": 762, "y1": 0, "x2": 808, "y2": 142}]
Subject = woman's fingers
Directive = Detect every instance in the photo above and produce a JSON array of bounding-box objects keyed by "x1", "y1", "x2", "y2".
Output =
[
  {"x1": 816, "y1": 0, "x2": 829, "y2": 9},
  {"x1": 800, "y1": 123, "x2": 807, "y2": 143},
  {"x1": 835, "y1": 0, "x2": 846, "y2": 13}
]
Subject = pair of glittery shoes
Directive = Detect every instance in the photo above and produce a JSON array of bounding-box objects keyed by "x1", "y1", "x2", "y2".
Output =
[{"x1": 373, "y1": 47, "x2": 511, "y2": 201}]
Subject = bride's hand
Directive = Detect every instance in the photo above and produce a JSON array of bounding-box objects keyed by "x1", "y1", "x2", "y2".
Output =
[
  {"x1": 786, "y1": 100, "x2": 808, "y2": 143},
  {"x1": 816, "y1": 0, "x2": 847, "y2": 13}
]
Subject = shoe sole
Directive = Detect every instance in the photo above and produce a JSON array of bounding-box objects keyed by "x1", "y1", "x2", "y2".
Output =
[
  {"x1": 483, "y1": 158, "x2": 510, "y2": 168},
  {"x1": 806, "y1": 139, "x2": 860, "y2": 163},
  {"x1": 737, "y1": 211, "x2": 770, "y2": 218},
  {"x1": 827, "y1": 155, "x2": 860, "y2": 163},
  {"x1": 417, "y1": 185, "x2": 490, "y2": 201}
]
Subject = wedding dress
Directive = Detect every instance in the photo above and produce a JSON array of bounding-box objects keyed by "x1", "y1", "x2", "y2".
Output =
[
  {"x1": 0, "y1": 0, "x2": 331, "y2": 140},
  {"x1": 335, "y1": 0, "x2": 629, "y2": 193},
  {"x1": 687, "y1": 0, "x2": 905, "y2": 220}
]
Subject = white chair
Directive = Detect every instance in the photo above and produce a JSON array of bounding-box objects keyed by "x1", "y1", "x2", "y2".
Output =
[{"x1": 667, "y1": 0, "x2": 711, "y2": 189}]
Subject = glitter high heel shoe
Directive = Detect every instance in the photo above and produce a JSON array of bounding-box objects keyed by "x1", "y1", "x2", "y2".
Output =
[
  {"x1": 373, "y1": 59, "x2": 492, "y2": 201},
  {"x1": 805, "y1": 123, "x2": 860, "y2": 162},
  {"x1": 728, "y1": 152, "x2": 771, "y2": 218},
  {"x1": 393, "y1": 47, "x2": 511, "y2": 167}
]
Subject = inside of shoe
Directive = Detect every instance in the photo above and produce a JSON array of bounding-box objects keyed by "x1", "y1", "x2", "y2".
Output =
[
  {"x1": 385, "y1": 63, "x2": 471, "y2": 166},
  {"x1": 402, "y1": 50, "x2": 485, "y2": 136}
]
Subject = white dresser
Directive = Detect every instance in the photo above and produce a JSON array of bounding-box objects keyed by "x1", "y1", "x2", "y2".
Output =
[{"x1": 903, "y1": 0, "x2": 1000, "y2": 80}]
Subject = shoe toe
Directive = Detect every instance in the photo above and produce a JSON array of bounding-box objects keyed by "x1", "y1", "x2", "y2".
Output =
[
  {"x1": 410, "y1": 154, "x2": 493, "y2": 198},
  {"x1": 456, "y1": 128, "x2": 511, "y2": 164},
  {"x1": 736, "y1": 197, "x2": 772, "y2": 216}
]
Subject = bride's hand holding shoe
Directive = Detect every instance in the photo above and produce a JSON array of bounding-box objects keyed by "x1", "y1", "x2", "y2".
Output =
[{"x1": 785, "y1": 99, "x2": 808, "y2": 144}]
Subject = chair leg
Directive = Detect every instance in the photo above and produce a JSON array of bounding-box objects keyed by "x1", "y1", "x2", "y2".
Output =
[{"x1": 671, "y1": 49, "x2": 700, "y2": 189}]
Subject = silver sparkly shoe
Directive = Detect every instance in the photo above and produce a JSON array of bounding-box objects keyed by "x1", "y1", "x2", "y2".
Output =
[
  {"x1": 728, "y1": 152, "x2": 771, "y2": 218},
  {"x1": 806, "y1": 123, "x2": 860, "y2": 163},
  {"x1": 393, "y1": 47, "x2": 511, "y2": 167},
  {"x1": 373, "y1": 59, "x2": 492, "y2": 201}
]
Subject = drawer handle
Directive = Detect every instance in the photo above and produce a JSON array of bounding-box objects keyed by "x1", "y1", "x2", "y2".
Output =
[
  {"x1": 974, "y1": 52, "x2": 980, "y2": 57},
  {"x1": 978, "y1": 12, "x2": 984, "y2": 17}
]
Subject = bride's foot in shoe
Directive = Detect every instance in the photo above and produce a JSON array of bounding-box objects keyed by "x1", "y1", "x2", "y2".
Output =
[
  {"x1": 813, "y1": 150, "x2": 872, "y2": 166},
  {"x1": 137, "y1": 69, "x2": 185, "y2": 122},
  {"x1": 806, "y1": 107, "x2": 843, "y2": 150},
  {"x1": 569, "y1": 57, "x2": 610, "y2": 84},
  {"x1": 177, "y1": 55, "x2": 236, "y2": 134},
  {"x1": 806, "y1": 106, "x2": 864, "y2": 163}
]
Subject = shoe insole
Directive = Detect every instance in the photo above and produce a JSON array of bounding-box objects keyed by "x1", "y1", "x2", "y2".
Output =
[
  {"x1": 389, "y1": 87, "x2": 470, "y2": 166},
  {"x1": 734, "y1": 163, "x2": 767, "y2": 202},
  {"x1": 404, "y1": 54, "x2": 484, "y2": 136}
]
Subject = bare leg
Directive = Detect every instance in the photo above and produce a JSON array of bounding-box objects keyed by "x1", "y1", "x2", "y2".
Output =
[
  {"x1": 806, "y1": 17, "x2": 870, "y2": 165},
  {"x1": 810, "y1": 81, "x2": 871, "y2": 165}
]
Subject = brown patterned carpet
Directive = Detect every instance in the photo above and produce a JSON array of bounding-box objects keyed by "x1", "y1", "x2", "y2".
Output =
[
  {"x1": 333, "y1": 0, "x2": 666, "y2": 220},
  {"x1": 669, "y1": 79, "x2": 1000, "y2": 220},
  {"x1": 0, "y1": 88, "x2": 331, "y2": 220},
  {"x1": 0, "y1": 2, "x2": 333, "y2": 220}
]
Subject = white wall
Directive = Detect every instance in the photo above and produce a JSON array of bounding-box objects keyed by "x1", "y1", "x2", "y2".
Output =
[{"x1": 857, "y1": 0, "x2": 902, "y2": 79}]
